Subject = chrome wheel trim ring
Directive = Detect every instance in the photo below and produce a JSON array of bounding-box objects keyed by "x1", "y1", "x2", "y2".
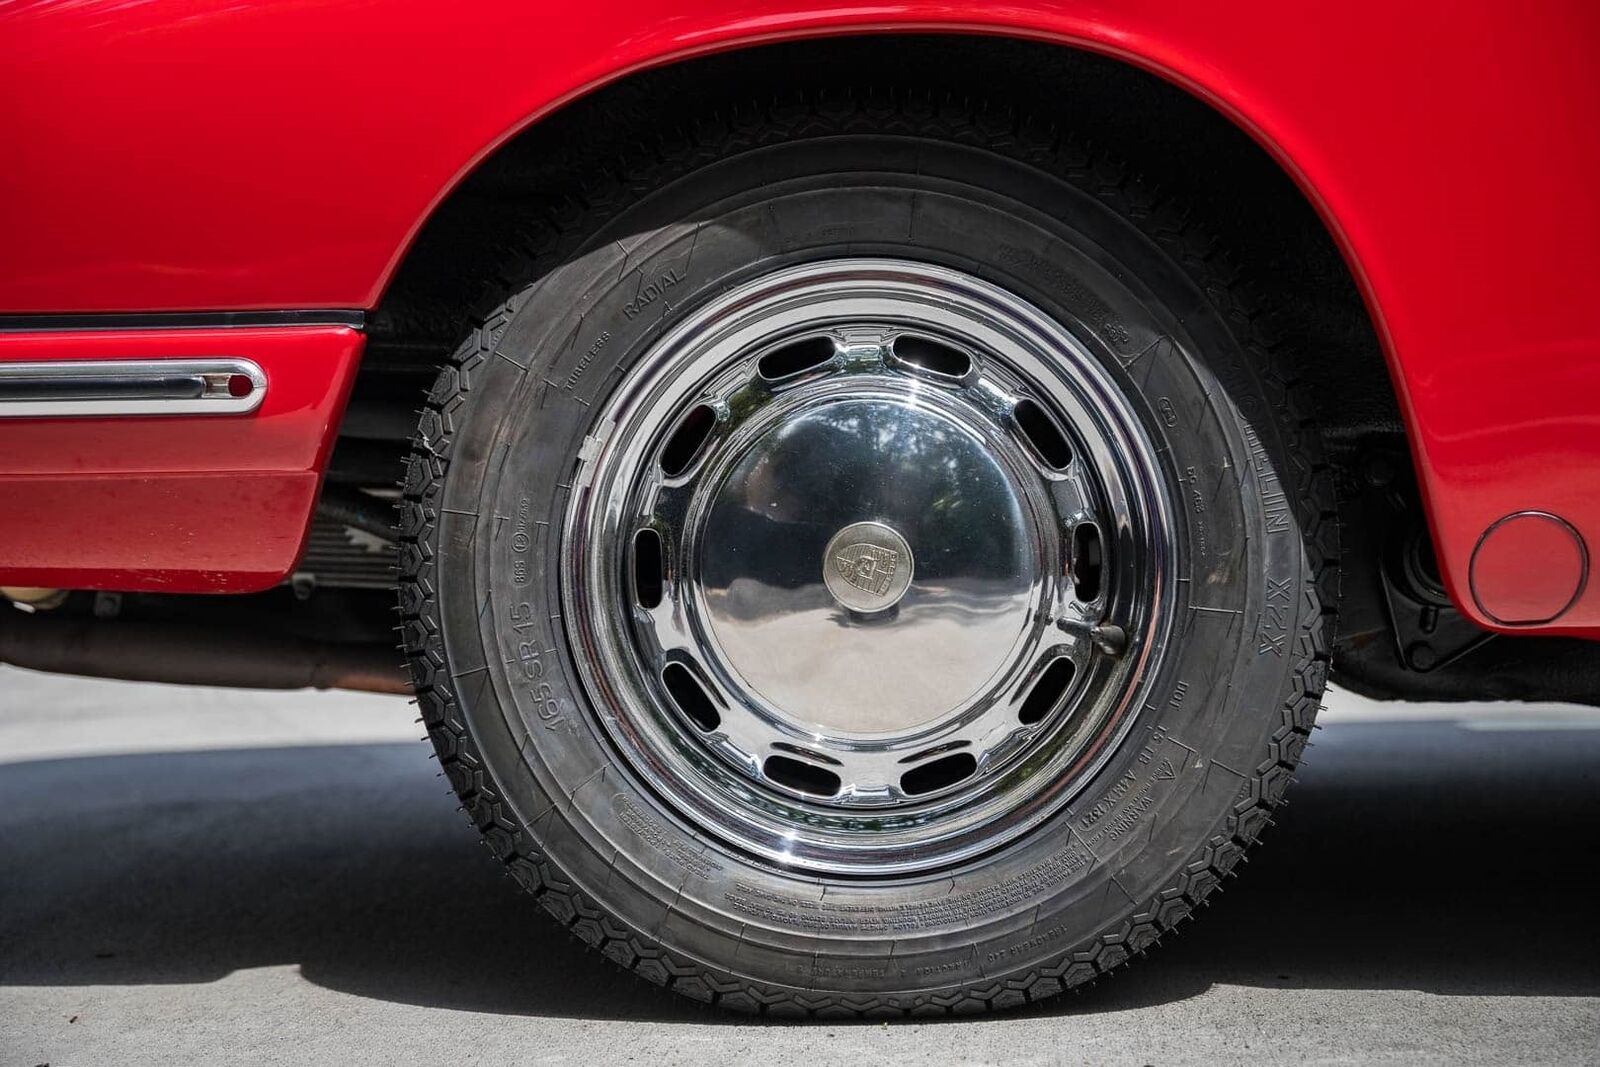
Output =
[{"x1": 562, "y1": 259, "x2": 1175, "y2": 876}]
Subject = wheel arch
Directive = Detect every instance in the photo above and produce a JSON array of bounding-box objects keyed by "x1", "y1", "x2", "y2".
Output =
[
  {"x1": 370, "y1": 27, "x2": 1392, "y2": 350},
  {"x1": 365, "y1": 30, "x2": 1399, "y2": 446}
]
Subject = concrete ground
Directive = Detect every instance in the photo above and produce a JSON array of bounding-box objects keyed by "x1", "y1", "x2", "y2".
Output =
[{"x1": 0, "y1": 668, "x2": 1596, "y2": 1066}]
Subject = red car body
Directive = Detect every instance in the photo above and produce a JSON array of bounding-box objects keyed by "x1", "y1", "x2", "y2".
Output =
[{"x1": 1, "y1": 0, "x2": 1598, "y2": 635}]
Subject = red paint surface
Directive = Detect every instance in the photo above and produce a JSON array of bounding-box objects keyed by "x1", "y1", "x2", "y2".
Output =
[
  {"x1": 1470, "y1": 513, "x2": 1589, "y2": 627},
  {"x1": 0, "y1": 327, "x2": 363, "y2": 592},
  {"x1": 0, "y1": 2, "x2": 1597, "y2": 632}
]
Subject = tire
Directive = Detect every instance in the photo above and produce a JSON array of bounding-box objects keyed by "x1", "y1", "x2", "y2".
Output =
[{"x1": 399, "y1": 93, "x2": 1337, "y2": 1016}]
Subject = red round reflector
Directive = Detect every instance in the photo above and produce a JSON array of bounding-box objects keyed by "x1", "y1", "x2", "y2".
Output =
[{"x1": 1469, "y1": 511, "x2": 1588, "y2": 625}]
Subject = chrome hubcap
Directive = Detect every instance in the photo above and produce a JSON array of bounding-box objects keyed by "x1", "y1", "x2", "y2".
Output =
[{"x1": 564, "y1": 259, "x2": 1173, "y2": 875}]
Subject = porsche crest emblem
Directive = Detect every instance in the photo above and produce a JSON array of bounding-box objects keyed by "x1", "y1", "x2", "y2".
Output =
[
  {"x1": 821, "y1": 521, "x2": 914, "y2": 613},
  {"x1": 834, "y1": 541, "x2": 900, "y2": 597}
]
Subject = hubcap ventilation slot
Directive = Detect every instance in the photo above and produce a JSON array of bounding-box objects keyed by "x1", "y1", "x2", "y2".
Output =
[
  {"x1": 661, "y1": 662, "x2": 720, "y2": 732},
  {"x1": 1019, "y1": 656, "x2": 1077, "y2": 725},
  {"x1": 659, "y1": 404, "x2": 717, "y2": 477},
  {"x1": 1013, "y1": 398, "x2": 1073, "y2": 470},
  {"x1": 892, "y1": 335, "x2": 972, "y2": 379},
  {"x1": 763, "y1": 755, "x2": 842, "y2": 797},
  {"x1": 757, "y1": 336, "x2": 837, "y2": 381},
  {"x1": 900, "y1": 752, "x2": 978, "y2": 796},
  {"x1": 1072, "y1": 522, "x2": 1103, "y2": 602},
  {"x1": 632, "y1": 528, "x2": 664, "y2": 609}
]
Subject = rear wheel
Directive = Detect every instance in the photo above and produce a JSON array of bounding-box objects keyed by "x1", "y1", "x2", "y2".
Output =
[{"x1": 400, "y1": 99, "x2": 1335, "y2": 1015}]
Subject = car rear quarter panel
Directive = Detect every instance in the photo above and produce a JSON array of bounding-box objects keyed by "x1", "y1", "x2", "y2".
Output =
[{"x1": 1, "y1": 0, "x2": 1597, "y2": 633}]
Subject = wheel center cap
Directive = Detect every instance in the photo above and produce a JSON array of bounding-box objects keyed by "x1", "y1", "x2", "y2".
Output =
[
  {"x1": 694, "y1": 394, "x2": 1042, "y2": 736},
  {"x1": 823, "y1": 521, "x2": 915, "y2": 613}
]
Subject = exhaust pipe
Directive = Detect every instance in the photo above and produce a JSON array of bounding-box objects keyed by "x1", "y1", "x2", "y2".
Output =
[{"x1": 0, "y1": 612, "x2": 411, "y2": 695}]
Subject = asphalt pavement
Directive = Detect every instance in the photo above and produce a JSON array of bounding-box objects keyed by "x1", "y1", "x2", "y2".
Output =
[{"x1": 1, "y1": 668, "x2": 1596, "y2": 1065}]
